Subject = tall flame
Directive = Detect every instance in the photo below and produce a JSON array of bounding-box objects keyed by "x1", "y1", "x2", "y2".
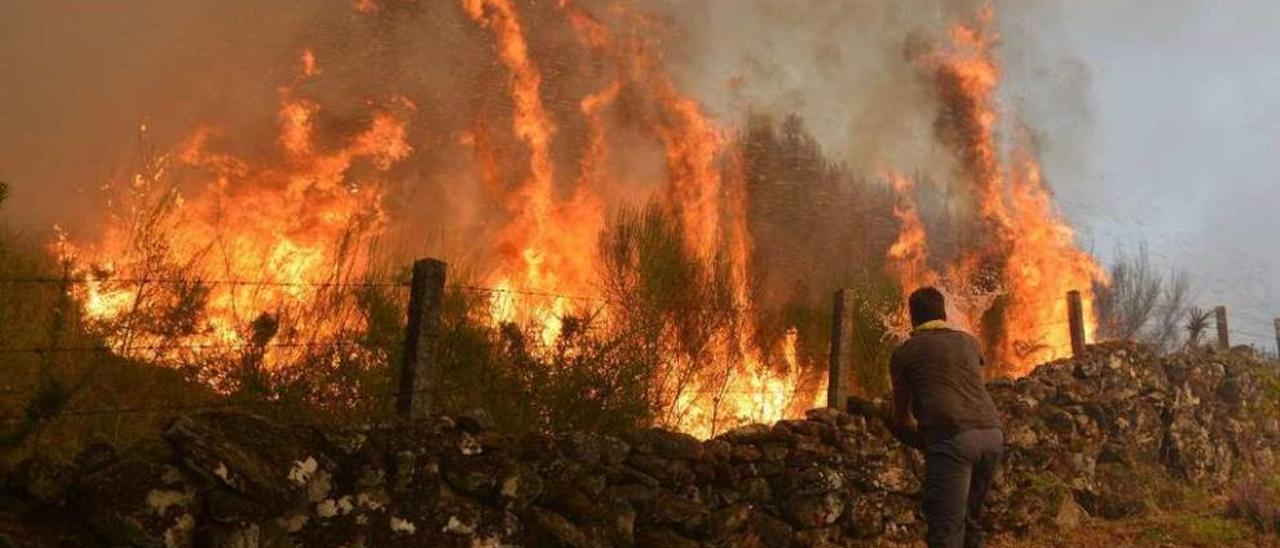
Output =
[
  {"x1": 887, "y1": 173, "x2": 939, "y2": 293},
  {"x1": 557, "y1": 0, "x2": 823, "y2": 437},
  {"x1": 60, "y1": 52, "x2": 411, "y2": 383},
  {"x1": 465, "y1": 0, "x2": 605, "y2": 346},
  {"x1": 889, "y1": 6, "x2": 1108, "y2": 375}
]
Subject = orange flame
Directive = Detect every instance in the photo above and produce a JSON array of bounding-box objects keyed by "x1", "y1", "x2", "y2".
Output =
[
  {"x1": 60, "y1": 52, "x2": 411, "y2": 384},
  {"x1": 300, "y1": 49, "x2": 320, "y2": 78},
  {"x1": 558, "y1": 1, "x2": 824, "y2": 436},
  {"x1": 889, "y1": 6, "x2": 1108, "y2": 375},
  {"x1": 997, "y1": 152, "x2": 1106, "y2": 370},
  {"x1": 50, "y1": 1, "x2": 1053, "y2": 437},
  {"x1": 887, "y1": 173, "x2": 939, "y2": 293},
  {"x1": 464, "y1": 0, "x2": 604, "y2": 345}
]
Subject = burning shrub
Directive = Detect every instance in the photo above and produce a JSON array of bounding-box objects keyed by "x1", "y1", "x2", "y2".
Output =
[
  {"x1": 0, "y1": 189, "x2": 226, "y2": 457},
  {"x1": 596, "y1": 204, "x2": 829, "y2": 437},
  {"x1": 428, "y1": 285, "x2": 653, "y2": 434}
]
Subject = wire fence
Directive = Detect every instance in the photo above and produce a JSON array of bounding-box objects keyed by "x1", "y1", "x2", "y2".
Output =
[
  {"x1": 0, "y1": 276, "x2": 409, "y2": 289},
  {"x1": 0, "y1": 386, "x2": 435, "y2": 423},
  {"x1": 0, "y1": 276, "x2": 1095, "y2": 355},
  {"x1": 1, "y1": 272, "x2": 1275, "y2": 425},
  {"x1": 2, "y1": 274, "x2": 1267, "y2": 344}
]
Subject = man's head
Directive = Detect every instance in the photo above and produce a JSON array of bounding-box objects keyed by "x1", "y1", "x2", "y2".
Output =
[{"x1": 908, "y1": 287, "x2": 947, "y2": 327}]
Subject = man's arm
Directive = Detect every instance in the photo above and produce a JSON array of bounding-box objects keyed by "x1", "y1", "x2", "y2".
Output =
[
  {"x1": 891, "y1": 372, "x2": 918, "y2": 434},
  {"x1": 971, "y1": 334, "x2": 987, "y2": 368},
  {"x1": 888, "y1": 355, "x2": 924, "y2": 449}
]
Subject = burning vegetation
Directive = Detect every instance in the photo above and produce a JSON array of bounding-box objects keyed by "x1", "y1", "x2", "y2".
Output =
[
  {"x1": 887, "y1": 11, "x2": 1109, "y2": 375},
  {"x1": 40, "y1": 1, "x2": 1104, "y2": 438}
]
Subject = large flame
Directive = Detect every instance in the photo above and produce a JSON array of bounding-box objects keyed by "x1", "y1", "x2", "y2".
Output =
[
  {"x1": 59, "y1": 51, "x2": 411, "y2": 384},
  {"x1": 463, "y1": 0, "x2": 594, "y2": 346},
  {"x1": 887, "y1": 173, "x2": 939, "y2": 294},
  {"x1": 888, "y1": 8, "x2": 1108, "y2": 375},
  {"x1": 57, "y1": 1, "x2": 1103, "y2": 435}
]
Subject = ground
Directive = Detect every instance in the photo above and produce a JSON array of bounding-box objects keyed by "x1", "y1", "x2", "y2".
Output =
[{"x1": 990, "y1": 497, "x2": 1277, "y2": 548}]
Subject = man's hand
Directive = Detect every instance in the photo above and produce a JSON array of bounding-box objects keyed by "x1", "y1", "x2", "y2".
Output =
[
  {"x1": 887, "y1": 414, "x2": 923, "y2": 449},
  {"x1": 890, "y1": 371, "x2": 925, "y2": 449},
  {"x1": 894, "y1": 414, "x2": 919, "y2": 435}
]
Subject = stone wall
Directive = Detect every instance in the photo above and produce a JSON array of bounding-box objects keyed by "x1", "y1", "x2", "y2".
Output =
[{"x1": 3, "y1": 342, "x2": 1277, "y2": 547}]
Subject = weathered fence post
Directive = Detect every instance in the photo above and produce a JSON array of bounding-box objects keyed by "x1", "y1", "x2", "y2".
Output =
[
  {"x1": 1273, "y1": 318, "x2": 1279, "y2": 358},
  {"x1": 828, "y1": 289, "x2": 855, "y2": 410},
  {"x1": 1067, "y1": 290, "x2": 1086, "y2": 358},
  {"x1": 1215, "y1": 305, "x2": 1230, "y2": 350},
  {"x1": 398, "y1": 258, "x2": 447, "y2": 420}
]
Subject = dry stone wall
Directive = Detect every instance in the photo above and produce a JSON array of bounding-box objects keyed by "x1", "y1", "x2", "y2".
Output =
[{"x1": 3, "y1": 342, "x2": 1277, "y2": 547}]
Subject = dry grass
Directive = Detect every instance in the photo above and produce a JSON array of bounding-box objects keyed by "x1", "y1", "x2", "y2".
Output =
[{"x1": 989, "y1": 498, "x2": 1276, "y2": 548}]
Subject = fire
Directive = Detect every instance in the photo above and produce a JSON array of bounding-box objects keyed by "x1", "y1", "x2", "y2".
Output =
[
  {"x1": 998, "y1": 153, "x2": 1106, "y2": 369},
  {"x1": 887, "y1": 7, "x2": 1107, "y2": 375},
  {"x1": 59, "y1": 52, "x2": 411, "y2": 385},
  {"x1": 465, "y1": 0, "x2": 603, "y2": 346},
  {"x1": 300, "y1": 49, "x2": 320, "y2": 78},
  {"x1": 887, "y1": 173, "x2": 939, "y2": 294},
  {"x1": 53, "y1": 1, "x2": 1104, "y2": 435},
  {"x1": 466, "y1": 0, "x2": 822, "y2": 436},
  {"x1": 465, "y1": 0, "x2": 821, "y2": 437}
]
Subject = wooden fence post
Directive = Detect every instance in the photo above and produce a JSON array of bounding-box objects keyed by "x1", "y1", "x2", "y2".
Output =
[
  {"x1": 1067, "y1": 290, "x2": 1085, "y2": 358},
  {"x1": 1215, "y1": 306, "x2": 1230, "y2": 350},
  {"x1": 1273, "y1": 318, "x2": 1279, "y2": 359},
  {"x1": 828, "y1": 289, "x2": 855, "y2": 410},
  {"x1": 398, "y1": 258, "x2": 447, "y2": 419}
]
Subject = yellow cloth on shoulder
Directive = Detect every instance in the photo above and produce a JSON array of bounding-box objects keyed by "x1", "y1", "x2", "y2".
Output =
[{"x1": 911, "y1": 319, "x2": 950, "y2": 335}]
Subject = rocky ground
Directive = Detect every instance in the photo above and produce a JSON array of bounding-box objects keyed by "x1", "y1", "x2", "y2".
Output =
[{"x1": 1, "y1": 342, "x2": 1278, "y2": 547}]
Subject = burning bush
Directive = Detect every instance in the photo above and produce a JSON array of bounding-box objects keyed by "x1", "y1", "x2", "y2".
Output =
[
  {"x1": 428, "y1": 204, "x2": 827, "y2": 437},
  {"x1": 428, "y1": 285, "x2": 655, "y2": 433}
]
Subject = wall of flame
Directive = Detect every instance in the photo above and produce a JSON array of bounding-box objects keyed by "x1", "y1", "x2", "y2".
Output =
[{"x1": 58, "y1": 0, "x2": 1105, "y2": 435}]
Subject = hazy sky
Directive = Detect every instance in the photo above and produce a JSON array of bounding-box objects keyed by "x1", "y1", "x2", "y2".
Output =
[
  {"x1": 0, "y1": 1, "x2": 1276, "y2": 350},
  {"x1": 1001, "y1": 0, "x2": 1280, "y2": 350}
]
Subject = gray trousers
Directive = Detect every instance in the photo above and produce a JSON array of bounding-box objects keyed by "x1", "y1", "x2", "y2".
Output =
[{"x1": 922, "y1": 428, "x2": 1004, "y2": 548}]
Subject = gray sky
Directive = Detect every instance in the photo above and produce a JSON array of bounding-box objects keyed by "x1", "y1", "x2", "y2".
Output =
[{"x1": 1002, "y1": 0, "x2": 1280, "y2": 350}]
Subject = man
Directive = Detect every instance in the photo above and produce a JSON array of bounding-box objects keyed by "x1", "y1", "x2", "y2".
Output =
[{"x1": 889, "y1": 287, "x2": 1004, "y2": 548}]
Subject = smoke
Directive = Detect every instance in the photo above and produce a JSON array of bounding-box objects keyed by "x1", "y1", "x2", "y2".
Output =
[
  {"x1": 633, "y1": 0, "x2": 989, "y2": 183},
  {"x1": 0, "y1": 0, "x2": 1015, "y2": 223},
  {"x1": 0, "y1": 1, "x2": 330, "y2": 231},
  {"x1": 994, "y1": 0, "x2": 1097, "y2": 199},
  {"x1": 0, "y1": 0, "x2": 1092, "y2": 275}
]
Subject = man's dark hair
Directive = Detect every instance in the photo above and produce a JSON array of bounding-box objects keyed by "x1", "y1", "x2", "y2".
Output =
[{"x1": 908, "y1": 287, "x2": 947, "y2": 327}]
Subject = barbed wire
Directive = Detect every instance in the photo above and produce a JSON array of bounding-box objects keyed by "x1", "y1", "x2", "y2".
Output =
[
  {"x1": 1227, "y1": 328, "x2": 1276, "y2": 341},
  {"x1": 0, "y1": 386, "x2": 433, "y2": 422},
  {"x1": 0, "y1": 383, "x2": 836, "y2": 423},
  {"x1": 5, "y1": 273, "x2": 1271, "y2": 325},
  {"x1": 0, "y1": 274, "x2": 789, "y2": 316},
  {"x1": 0, "y1": 276, "x2": 408, "y2": 288},
  {"x1": 0, "y1": 339, "x2": 403, "y2": 356},
  {"x1": 452, "y1": 284, "x2": 616, "y2": 305},
  {"x1": 0, "y1": 313, "x2": 1102, "y2": 358},
  {"x1": 0, "y1": 270, "x2": 1269, "y2": 365}
]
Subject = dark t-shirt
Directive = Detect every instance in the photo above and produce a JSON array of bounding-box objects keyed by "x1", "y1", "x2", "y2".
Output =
[{"x1": 889, "y1": 328, "x2": 1002, "y2": 446}]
